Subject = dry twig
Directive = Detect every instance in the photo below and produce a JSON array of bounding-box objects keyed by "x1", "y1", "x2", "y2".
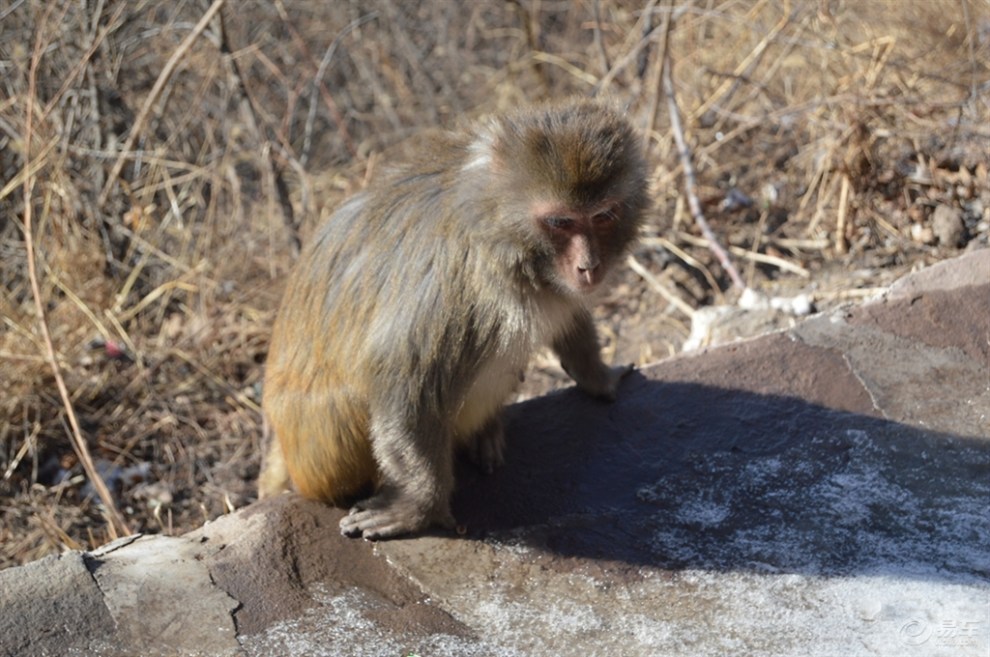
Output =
[
  {"x1": 627, "y1": 254, "x2": 695, "y2": 318},
  {"x1": 21, "y1": 4, "x2": 130, "y2": 539},
  {"x1": 272, "y1": 0, "x2": 359, "y2": 158},
  {"x1": 661, "y1": 38, "x2": 746, "y2": 291},
  {"x1": 643, "y1": 0, "x2": 673, "y2": 142},
  {"x1": 593, "y1": 0, "x2": 661, "y2": 94},
  {"x1": 98, "y1": 0, "x2": 227, "y2": 206},
  {"x1": 216, "y1": 7, "x2": 300, "y2": 254},
  {"x1": 591, "y1": 0, "x2": 611, "y2": 75}
]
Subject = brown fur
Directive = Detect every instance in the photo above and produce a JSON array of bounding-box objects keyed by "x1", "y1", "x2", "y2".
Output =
[{"x1": 260, "y1": 100, "x2": 650, "y2": 539}]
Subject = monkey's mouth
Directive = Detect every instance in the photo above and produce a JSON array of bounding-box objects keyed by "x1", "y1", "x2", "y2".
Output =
[
  {"x1": 575, "y1": 278, "x2": 600, "y2": 291},
  {"x1": 568, "y1": 272, "x2": 605, "y2": 294}
]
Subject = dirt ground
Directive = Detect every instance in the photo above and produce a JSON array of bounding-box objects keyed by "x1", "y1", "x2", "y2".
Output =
[{"x1": 1, "y1": 0, "x2": 987, "y2": 569}]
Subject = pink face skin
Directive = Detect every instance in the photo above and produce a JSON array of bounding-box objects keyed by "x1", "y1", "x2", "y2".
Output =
[{"x1": 533, "y1": 200, "x2": 621, "y2": 294}]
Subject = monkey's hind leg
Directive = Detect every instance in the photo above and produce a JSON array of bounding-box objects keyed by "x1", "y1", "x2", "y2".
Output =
[
  {"x1": 258, "y1": 418, "x2": 291, "y2": 498},
  {"x1": 339, "y1": 416, "x2": 456, "y2": 540}
]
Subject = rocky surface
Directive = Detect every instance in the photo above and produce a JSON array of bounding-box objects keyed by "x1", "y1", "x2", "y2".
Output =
[{"x1": 2, "y1": 249, "x2": 987, "y2": 657}]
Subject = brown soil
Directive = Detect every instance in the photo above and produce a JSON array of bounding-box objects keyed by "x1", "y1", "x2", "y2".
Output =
[{"x1": 1, "y1": 0, "x2": 987, "y2": 569}]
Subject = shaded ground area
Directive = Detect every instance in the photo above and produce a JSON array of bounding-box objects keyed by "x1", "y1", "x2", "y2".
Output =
[{"x1": 2, "y1": 250, "x2": 986, "y2": 657}]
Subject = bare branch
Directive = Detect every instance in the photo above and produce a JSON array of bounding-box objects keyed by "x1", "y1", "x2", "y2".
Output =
[
  {"x1": 662, "y1": 46, "x2": 746, "y2": 292},
  {"x1": 23, "y1": 4, "x2": 131, "y2": 539},
  {"x1": 98, "y1": 0, "x2": 227, "y2": 207}
]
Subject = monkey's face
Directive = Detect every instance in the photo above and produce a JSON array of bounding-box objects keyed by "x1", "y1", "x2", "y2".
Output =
[
  {"x1": 534, "y1": 200, "x2": 627, "y2": 295},
  {"x1": 477, "y1": 100, "x2": 650, "y2": 295},
  {"x1": 480, "y1": 102, "x2": 650, "y2": 295}
]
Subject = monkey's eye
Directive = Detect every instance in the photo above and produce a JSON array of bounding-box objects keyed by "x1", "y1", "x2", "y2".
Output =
[
  {"x1": 592, "y1": 210, "x2": 617, "y2": 226},
  {"x1": 542, "y1": 216, "x2": 575, "y2": 231}
]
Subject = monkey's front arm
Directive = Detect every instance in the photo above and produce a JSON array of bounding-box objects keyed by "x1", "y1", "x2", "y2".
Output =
[{"x1": 552, "y1": 310, "x2": 632, "y2": 401}]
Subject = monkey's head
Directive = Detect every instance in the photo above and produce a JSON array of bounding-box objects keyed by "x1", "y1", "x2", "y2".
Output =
[{"x1": 474, "y1": 100, "x2": 650, "y2": 297}]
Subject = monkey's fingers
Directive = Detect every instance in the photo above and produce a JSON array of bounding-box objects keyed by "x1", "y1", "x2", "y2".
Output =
[
  {"x1": 598, "y1": 363, "x2": 634, "y2": 401},
  {"x1": 614, "y1": 362, "x2": 635, "y2": 380},
  {"x1": 340, "y1": 497, "x2": 454, "y2": 540},
  {"x1": 340, "y1": 508, "x2": 413, "y2": 540}
]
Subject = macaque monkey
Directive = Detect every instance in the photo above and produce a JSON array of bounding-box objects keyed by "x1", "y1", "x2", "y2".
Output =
[{"x1": 259, "y1": 100, "x2": 650, "y2": 539}]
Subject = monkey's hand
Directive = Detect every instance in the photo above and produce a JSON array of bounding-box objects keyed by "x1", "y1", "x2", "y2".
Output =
[
  {"x1": 576, "y1": 363, "x2": 634, "y2": 402},
  {"x1": 554, "y1": 313, "x2": 635, "y2": 402},
  {"x1": 340, "y1": 488, "x2": 455, "y2": 540}
]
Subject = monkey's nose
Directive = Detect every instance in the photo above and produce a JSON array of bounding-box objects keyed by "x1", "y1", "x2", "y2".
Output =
[{"x1": 578, "y1": 263, "x2": 600, "y2": 285}]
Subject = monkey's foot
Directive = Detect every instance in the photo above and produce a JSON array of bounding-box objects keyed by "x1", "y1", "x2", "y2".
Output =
[{"x1": 340, "y1": 494, "x2": 454, "y2": 540}]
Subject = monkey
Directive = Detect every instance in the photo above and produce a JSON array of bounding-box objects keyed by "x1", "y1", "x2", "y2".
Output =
[{"x1": 259, "y1": 100, "x2": 650, "y2": 540}]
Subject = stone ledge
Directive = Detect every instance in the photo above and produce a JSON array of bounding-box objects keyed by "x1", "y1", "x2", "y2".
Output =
[{"x1": 2, "y1": 250, "x2": 987, "y2": 657}]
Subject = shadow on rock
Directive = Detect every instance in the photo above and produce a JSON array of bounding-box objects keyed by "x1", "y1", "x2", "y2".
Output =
[{"x1": 452, "y1": 375, "x2": 990, "y2": 585}]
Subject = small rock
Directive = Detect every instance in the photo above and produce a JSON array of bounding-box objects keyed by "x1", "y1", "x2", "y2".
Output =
[
  {"x1": 931, "y1": 204, "x2": 965, "y2": 247},
  {"x1": 720, "y1": 188, "x2": 754, "y2": 212},
  {"x1": 738, "y1": 287, "x2": 770, "y2": 311},
  {"x1": 910, "y1": 222, "x2": 934, "y2": 245},
  {"x1": 770, "y1": 293, "x2": 813, "y2": 316}
]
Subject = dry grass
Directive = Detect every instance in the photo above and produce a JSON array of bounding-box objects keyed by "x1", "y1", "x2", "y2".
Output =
[{"x1": 1, "y1": 0, "x2": 987, "y2": 568}]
